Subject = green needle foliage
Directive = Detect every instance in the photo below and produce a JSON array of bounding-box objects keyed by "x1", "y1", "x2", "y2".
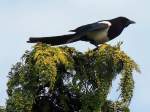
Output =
[
  {"x1": 0, "y1": 106, "x2": 6, "y2": 112},
  {"x1": 6, "y1": 43, "x2": 140, "y2": 112}
]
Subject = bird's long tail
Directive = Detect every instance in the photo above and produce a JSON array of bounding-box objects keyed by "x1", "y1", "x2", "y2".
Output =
[{"x1": 27, "y1": 34, "x2": 79, "y2": 45}]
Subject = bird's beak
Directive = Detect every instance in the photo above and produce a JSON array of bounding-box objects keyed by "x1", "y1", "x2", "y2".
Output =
[{"x1": 129, "y1": 20, "x2": 136, "y2": 24}]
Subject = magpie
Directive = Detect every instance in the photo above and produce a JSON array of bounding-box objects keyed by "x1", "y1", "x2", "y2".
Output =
[{"x1": 27, "y1": 17, "x2": 135, "y2": 46}]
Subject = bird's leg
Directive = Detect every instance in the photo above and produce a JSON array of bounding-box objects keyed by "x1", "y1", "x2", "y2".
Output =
[
  {"x1": 93, "y1": 46, "x2": 99, "y2": 51},
  {"x1": 90, "y1": 40, "x2": 99, "y2": 46},
  {"x1": 90, "y1": 41, "x2": 99, "y2": 51}
]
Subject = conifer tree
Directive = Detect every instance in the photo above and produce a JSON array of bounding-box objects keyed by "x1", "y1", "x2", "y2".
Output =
[{"x1": 6, "y1": 43, "x2": 140, "y2": 112}]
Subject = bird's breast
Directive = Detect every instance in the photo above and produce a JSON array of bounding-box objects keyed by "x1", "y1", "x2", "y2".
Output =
[{"x1": 86, "y1": 29, "x2": 109, "y2": 44}]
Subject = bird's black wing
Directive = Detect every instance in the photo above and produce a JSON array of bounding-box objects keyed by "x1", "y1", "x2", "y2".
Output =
[
  {"x1": 70, "y1": 22, "x2": 109, "y2": 35},
  {"x1": 68, "y1": 22, "x2": 110, "y2": 44}
]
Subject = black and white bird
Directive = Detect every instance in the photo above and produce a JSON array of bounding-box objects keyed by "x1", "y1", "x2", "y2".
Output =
[{"x1": 27, "y1": 17, "x2": 135, "y2": 46}]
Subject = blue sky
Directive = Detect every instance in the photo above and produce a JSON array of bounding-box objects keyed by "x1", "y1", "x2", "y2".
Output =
[{"x1": 0, "y1": 0, "x2": 149, "y2": 111}]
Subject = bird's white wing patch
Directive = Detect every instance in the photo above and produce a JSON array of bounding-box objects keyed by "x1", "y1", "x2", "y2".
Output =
[{"x1": 98, "y1": 21, "x2": 112, "y2": 26}]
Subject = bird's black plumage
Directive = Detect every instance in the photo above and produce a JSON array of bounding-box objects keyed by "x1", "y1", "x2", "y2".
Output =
[{"x1": 27, "y1": 17, "x2": 135, "y2": 46}]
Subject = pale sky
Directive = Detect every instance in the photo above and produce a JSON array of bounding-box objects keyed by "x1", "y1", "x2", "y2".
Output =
[{"x1": 0, "y1": 0, "x2": 150, "y2": 111}]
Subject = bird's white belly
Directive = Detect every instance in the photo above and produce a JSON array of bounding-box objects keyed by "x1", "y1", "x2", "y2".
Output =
[{"x1": 87, "y1": 30, "x2": 109, "y2": 43}]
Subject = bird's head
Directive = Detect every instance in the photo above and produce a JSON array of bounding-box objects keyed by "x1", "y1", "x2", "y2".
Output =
[{"x1": 116, "y1": 16, "x2": 136, "y2": 27}]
